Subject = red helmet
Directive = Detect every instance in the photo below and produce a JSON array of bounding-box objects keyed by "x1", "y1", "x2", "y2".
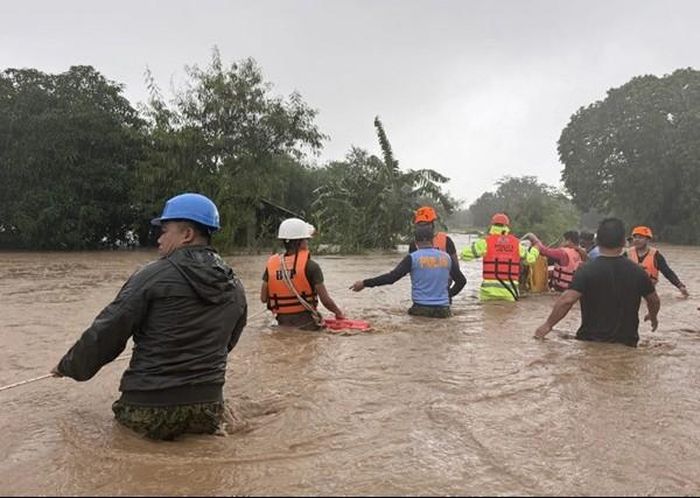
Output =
[
  {"x1": 490, "y1": 213, "x2": 510, "y2": 226},
  {"x1": 414, "y1": 206, "x2": 438, "y2": 223}
]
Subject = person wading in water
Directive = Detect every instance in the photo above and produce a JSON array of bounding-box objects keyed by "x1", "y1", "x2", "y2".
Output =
[
  {"x1": 460, "y1": 213, "x2": 539, "y2": 302},
  {"x1": 261, "y1": 218, "x2": 344, "y2": 330},
  {"x1": 524, "y1": 230, "x2": 587, "y2": 292},
  {"x1": 409, "y1": 206, "x2": 465, "y2": 303},
  {"x1": 535, "y1": 217, "x2": 660, "y2": 347},
  {"x1": 350, "y1": 223, "x2": 466, "y2": 318},
  {"x1": 51, "y1": 193, "x2": 248, "y2": 440},
  {"x1": 627, "y1": 225, "x2": 689, "y2": 298}
]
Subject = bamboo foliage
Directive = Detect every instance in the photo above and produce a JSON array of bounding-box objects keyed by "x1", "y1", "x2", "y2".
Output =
[{"x1": 312, "y1": 118, "x2": 455, "y2": 251}]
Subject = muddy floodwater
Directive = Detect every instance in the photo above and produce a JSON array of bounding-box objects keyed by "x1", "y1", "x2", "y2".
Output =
[{"x1": 2, "y1": 236, "x2": 700, "y2": 495}]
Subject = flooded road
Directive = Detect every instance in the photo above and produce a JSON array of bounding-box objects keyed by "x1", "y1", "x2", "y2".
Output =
[{"x1": 2, "y1": 237, "x2": 700, "y2": 495}]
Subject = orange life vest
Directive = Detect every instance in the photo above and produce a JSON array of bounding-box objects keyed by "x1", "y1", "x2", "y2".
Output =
[
  {"x1": 550, "y1": 247, "x2": 582, "y2": 291},
  {"x1": 265, "y1": 249, "x2": 318, "y2": 314},
  {"x1": 433, "y1": 232, "x2": 448, "y2": 252},
  {"x1": 483, "y1": 234, "x2": 521, "y2": 282},
  {"x1": 628, "y1": 247, "x2": 659, "y2": 285}
]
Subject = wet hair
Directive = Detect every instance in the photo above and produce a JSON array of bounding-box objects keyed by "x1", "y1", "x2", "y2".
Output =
[
  {"x1": 283, "y1": 239, "x2": 304, "y2": 253},
  {"x1": 414, "y1": 223, "x2": 435, "y2": 242},
  {"x1": 596, "y1": 218, "x2": 626, "y2": 249},
  {"x1": 580, "y1": 231, "x2": 595, "y2": 243},
  {"x1": 563, "y1": 230, "x2": 580, "y2": 245}
]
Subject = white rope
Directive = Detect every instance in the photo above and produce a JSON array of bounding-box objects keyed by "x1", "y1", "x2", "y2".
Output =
[
  {"x1": 0, "y1": 373, "x2": 53, "y2": 392},
  {"x1": 279, "y1": 253, "x2": 324, "y2": 326},
  {"x1": 248, "y1": 307, "x2": 269, "y2": 320},
  {"x1": 0, "y1": 307, "x2": 273, "y2": 394}
]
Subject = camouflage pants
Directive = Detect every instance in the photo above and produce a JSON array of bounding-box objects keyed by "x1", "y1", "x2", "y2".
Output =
[
  {"x1": 408, "y1": 304, "x2": 452, "y2": 318},
  {"x1": 112, "y1": 399, "x2": 224, "y2": 441}
]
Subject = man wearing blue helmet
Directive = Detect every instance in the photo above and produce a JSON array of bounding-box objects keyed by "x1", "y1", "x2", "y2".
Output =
[{"x1": 51, "y1": 193, "x2": 248, "y2": 440}]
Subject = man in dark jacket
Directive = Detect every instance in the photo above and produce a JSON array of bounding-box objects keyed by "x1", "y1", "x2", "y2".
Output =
[{"x1": 51, "y1": 193, "x2": 247, "y2": 440}]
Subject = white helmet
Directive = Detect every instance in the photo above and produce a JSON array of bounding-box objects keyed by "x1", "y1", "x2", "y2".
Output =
[{"x1": 278, "y1": 218, "x2": 315, "y2": 240}]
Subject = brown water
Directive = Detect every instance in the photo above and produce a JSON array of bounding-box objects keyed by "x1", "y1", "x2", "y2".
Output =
[{"x1": 1, "y1": 237, "x2": 700, "y2": 495}]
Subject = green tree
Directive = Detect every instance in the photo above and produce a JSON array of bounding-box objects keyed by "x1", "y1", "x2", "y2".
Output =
[
  {"x1": 0, "y1": 66, "x2": 144, "y2": 249},
  {"x1": 559, "y1": 68, "x2": 700, "y2": 243},
  {"x1": 312, "y1": 117, "x2": 455, "y2": 251},
  {"x1": 135, "y1": 49, "x2": 326, "y2": 249},
  {"x1": 468, "y1": 176, "x2": 581, "y2": 242}
]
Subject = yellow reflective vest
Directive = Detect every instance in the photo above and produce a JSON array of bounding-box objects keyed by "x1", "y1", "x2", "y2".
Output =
[{"x1": 460, "y1": 227, "x2": 540, "y2": 301}]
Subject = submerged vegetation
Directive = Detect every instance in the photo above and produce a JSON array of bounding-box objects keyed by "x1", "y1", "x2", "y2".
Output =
[{"x1": 1, "y1": 50, "x2": 698, "y2": 250}]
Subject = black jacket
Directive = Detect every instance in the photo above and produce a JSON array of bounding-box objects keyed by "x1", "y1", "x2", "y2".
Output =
[{"x1": 58, "y1": 245, "x2": 247, "y2": 406}]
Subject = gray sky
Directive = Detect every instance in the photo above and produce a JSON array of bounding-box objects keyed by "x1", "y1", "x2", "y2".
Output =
[{"x1": 2, "y1": 0, "x2": 699, "y2": 206}]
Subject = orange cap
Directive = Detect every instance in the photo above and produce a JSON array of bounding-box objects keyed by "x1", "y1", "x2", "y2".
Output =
[
  {"x1": 490, "y1": 213, "x2": 510, "y2": 226},
  {"x1": 632, "y1": 226, "x2": 653, "y2": 239},
  {"x1": 414, "y1": 206, "x2": 438, "y2": 223}
]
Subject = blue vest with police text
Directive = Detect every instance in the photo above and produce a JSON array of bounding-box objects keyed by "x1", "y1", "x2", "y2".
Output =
[{"x1": 410, "y1": 248, "x2": 452, "y2": 306}]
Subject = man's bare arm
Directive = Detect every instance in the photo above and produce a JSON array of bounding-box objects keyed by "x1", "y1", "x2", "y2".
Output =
[{"x1": 534, "y1": 289, "x2": 582, "y2": 339}]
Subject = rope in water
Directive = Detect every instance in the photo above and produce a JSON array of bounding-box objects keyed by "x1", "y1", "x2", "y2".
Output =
[
  {"x1": 0, "y1": 283, "x2": 355, "y2": 392},
  {"x1": 279, "y1": 253, "x2": 324, "y2": 326},
  {"x1": 0, "y1": 374, "x2": 54, "y2": 393},
  {"x1": 0, "y1": 307, "x2": 273, "y2": 393}
]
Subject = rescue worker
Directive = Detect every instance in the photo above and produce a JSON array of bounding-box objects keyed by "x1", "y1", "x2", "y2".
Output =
[
  {"x1": 525, "y1": 231, "x2": 586, "y2": 291},
  {"x1": 51, "y1": 193, "x2": 248, "y2": 440},
  {"x1": 350, "y1": 223, "x2": 466, "y2": 317},
  {"x1": 409, "y1": 206, "x2": 459, "y2": 265},
  {"x1": 627, "y1": 226, "x2": 689, "y2": 298},
  {"x1": 261, "y1": 218, "x2": 345, "y2": 330},
  {"x1": 409, "y1": 206, "x2": 465, "y2": 301},
  {"x1": 460, "y1": 213, "x2": 539, "y2": 301},
  {"x1": 580, "y1": 231, "x2": 600, "y2": 261}
]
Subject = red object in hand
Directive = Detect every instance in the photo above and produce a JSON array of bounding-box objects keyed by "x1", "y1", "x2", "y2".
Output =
[{"x1": 323, "y1": 318, "x2": 372, "y2": 331}]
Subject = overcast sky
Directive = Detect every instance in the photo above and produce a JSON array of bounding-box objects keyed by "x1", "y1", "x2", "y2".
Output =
[{"x1": 2, "y1": 0, "x2": 699, "y2": 206}]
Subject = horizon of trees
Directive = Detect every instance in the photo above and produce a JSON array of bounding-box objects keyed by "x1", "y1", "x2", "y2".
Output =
[
  {"x1": 559, "y1": 68, "x2": 700, "y2": 244},
  {"x1": 0, "y1": 50, "x2": 454, "y2": 252},
  {"x1": 1, "y1": 52, "x2": 698, "y2": 251},
  {"x1": 465, "y1": 176, "x2": 582, "y2": 243}
]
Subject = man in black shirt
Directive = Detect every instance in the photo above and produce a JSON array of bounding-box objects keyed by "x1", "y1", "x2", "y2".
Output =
[{"x1": 535, "y1": 218, "x2": 660, "y2": 347}]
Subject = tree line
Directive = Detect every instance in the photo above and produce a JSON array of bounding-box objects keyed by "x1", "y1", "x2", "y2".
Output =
[
  {"x1": 450, "y1": 69, "x2": 700, "y2": 245},
  {"x1": 0, "y1": 50, "x2": 453, "y2": 251},
  {"x1": 559, "y1": 68, "x2": 700, "y2": 245},
  {"x1": 1, "y1": 50, "x2": 698, "y2": 250}
]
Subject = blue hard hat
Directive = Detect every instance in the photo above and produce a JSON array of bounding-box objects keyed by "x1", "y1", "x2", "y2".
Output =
[{"x1": 151, "y1": 193, "x2": 220, "y2": 231}]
